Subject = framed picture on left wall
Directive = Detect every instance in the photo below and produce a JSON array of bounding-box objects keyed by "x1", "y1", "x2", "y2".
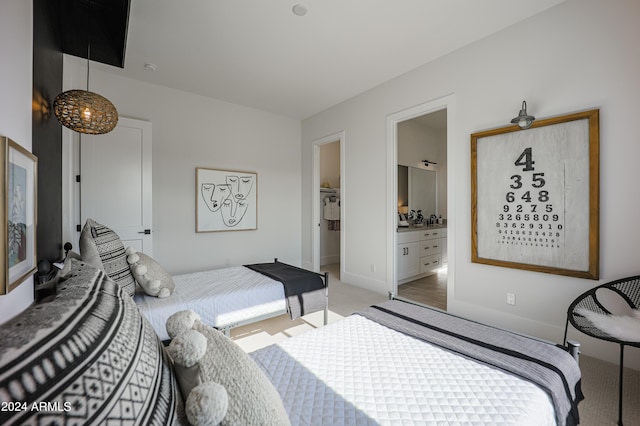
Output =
[{"x1": 1, "y1": 136, "x2": 37, "y2": 294}]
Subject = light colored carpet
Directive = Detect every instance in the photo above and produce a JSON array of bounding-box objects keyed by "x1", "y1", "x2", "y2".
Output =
[{"x1": 231, "y1": 263, "x2": 639, "y2": 425}]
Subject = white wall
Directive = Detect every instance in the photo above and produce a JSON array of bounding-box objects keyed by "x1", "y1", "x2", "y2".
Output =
[
  {"x1": 301, "y1": 0, "x2": 640, "y2": 367},
  {"x1": 62, "y1": 56, "x2": 302, "y2": 274},
  {"x1": 0, "y1": 0, "x2": 34, "y2": 324},
  {"x1": 320, "y1": 141, "x2": 340, "y2": 189}
]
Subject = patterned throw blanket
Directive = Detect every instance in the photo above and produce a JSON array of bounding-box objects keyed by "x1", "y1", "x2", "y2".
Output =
[
  {"x1": 357, "y1": 300, "x2": 583, "y2": 426},
  {"x1": 245, "y1": 262, "x2": 326, "y2": 319}
]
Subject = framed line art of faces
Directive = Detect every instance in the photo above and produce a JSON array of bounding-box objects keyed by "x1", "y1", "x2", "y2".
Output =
[
  {"x1": 1, "y1": 136, "x2": 38, "y2": 294},
  {"x1": 196, "y1": 167, "x2": 257, "y2": 232},
  {"x1": 471, "y1": 109, "x2": 599, "y2": 279}
]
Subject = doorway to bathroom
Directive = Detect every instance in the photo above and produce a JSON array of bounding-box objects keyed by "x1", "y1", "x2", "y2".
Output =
[{"x1": 387, "y1": 94, "x2": 455, "y2": 311}]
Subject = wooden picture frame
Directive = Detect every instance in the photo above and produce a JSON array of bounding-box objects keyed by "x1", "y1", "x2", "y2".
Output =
[
  {"x1": 196, "y1": 167, "x2": 257, "y2": 232},
  {"x1": 2, "y1": 136, "x2": 38, "y2": 293},
  {"x1": 471, "y1": 109, "x2": 599, "y2": 279}
]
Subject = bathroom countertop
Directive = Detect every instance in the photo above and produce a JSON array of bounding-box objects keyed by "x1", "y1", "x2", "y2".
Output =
[{"x1": 397, "y1": 224, "x2": 446, "y2": 232}]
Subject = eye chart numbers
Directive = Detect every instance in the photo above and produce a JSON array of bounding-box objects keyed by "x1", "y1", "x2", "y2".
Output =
[
  {"x1": 497, "y1": 147, "x2": 564, "y2": 250},
  {"x1": 471, "y1": 109, "x2": 599, "y2": 279}
]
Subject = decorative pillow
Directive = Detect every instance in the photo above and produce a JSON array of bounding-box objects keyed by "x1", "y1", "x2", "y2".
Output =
[
  {"x1": 186, "y1": 382, "x2": 229, "y2": 426},
  {"x1": 0, "y1": 259, "x2": 187, "y2": 425},
  {"x1": 166, "y1": 311, "x2": 290, "y2": 426},
  {"x1": 126, "y1": 247, "x2": 175, "y2": 298},
  {"x1": 79, "y1": 218, "x2": 136, "y2": 296}
]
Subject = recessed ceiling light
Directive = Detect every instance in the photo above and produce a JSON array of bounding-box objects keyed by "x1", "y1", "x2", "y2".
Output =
[
  {"x1": 292, "y1": 4, "x2": 308, "y2": 16},
  {"x1": 144, "y1": 62, "x2": 158, "y2": 71}
]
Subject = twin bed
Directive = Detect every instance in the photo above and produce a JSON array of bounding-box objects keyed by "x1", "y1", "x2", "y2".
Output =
[
  {"x1": 251, "y1": 299, "x2": 583, "y2": 426},
  {"x1": 134, "y1": 259, "x2": 329, "y2": 340}
]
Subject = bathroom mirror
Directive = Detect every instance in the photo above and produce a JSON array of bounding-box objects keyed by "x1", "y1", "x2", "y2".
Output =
[
  {"x1": 410, "y1": 167, "x2": 436, "y2": 217},
  {"x1": 398, "y1": 165, "x2": 437, "y2": 218}
]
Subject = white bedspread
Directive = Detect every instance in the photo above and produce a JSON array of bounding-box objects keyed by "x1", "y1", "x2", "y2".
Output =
[
  {"x1": 250, "y1": 314, "x2": 556, "y2": 426},
  {"x1": 134, "y1": 266, "x2": 286, "y2": 340}
]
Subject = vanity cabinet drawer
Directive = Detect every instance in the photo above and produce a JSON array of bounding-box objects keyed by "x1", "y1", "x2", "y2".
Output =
[
  {"x1": 420, "y1": 230, "x2": 444, "y2": 240},
  {"x1": 419, "y1": 254, "x2": 441, "y2": 273},
  {"x1": 420, "y1": 240, "x2": 441, "y2": 257}
]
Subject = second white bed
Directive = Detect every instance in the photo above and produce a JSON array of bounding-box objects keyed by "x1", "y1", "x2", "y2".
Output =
[
  {"x1": 251, "y1": 313, "x2": 557, "y2": 426},
  {"x1": 134, "y1": 266, "x2": 286, "y2": 341}
]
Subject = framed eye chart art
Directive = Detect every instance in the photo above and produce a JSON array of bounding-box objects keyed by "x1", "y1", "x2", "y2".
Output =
[
  {"x1": 196, "y1": 167, "x2": 257, "y2": 232},
  {"x1": 471, "y1": 109, "x2": 599, "y2": 279}
]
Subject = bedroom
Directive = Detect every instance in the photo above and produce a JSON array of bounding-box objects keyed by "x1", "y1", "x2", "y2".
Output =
[{"x1": 0, "y1": 0, "x2": 639, "y2": 424}]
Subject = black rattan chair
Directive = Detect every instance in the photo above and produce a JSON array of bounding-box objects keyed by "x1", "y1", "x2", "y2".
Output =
[{"x1": 563, "y1": 275, "x2": 640, "y2": 426}]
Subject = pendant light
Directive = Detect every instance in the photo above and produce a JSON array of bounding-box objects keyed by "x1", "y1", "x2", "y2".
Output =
[{"x1": 53, "y1": 3, "x2": 118, "y2": 135}]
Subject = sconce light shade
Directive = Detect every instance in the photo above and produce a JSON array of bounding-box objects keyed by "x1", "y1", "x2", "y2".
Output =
[
  {"x1": 53, "y1": 89, "x2": 118, "y2": 135},
  {"x1": 510, "y1": 100, "x2": 535, "y2": 129}
]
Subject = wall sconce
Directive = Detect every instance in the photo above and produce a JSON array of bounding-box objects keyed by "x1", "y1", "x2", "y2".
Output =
[{"x1": 510, "y1": 100, "x2": 535, "y2": 129}]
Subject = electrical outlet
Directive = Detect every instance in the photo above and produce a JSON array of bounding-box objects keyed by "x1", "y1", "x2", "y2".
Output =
[{"x1": 506, "y1": 292, "x2": 516, "y2": 305}]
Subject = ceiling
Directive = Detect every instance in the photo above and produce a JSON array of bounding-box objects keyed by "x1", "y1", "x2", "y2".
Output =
[{"x1": 87, "y1": 0, "x2": 565, "y2": 120}]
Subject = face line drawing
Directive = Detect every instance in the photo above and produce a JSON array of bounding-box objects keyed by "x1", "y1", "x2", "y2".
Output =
[
  {"x1": 226, "y1": 175, "x2": 254, "y2": 202},
  {"x1": 201, "y1": 183, "x2": 232, "y2": 212},
  {"x1": 220, "y1": 198, "x2": 249, "y2": 227}
]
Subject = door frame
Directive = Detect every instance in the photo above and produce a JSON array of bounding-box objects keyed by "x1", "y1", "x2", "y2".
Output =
[
  {"x1": 312, "y1": 131, "x2": 345, "y2": 276},
  {"x1": 386, "y1": 94, "x2": 456, "y2": 303}
]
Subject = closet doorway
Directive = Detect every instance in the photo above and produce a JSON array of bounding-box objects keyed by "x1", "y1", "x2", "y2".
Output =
[{"x1": 312, "y1": 132, "x2": 345, "y2": 281}]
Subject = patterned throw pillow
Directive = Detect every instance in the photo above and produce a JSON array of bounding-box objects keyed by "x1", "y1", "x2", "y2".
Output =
[
  {"x1": 0, "y1": 259, "x2": 186, "y2": 425},
  {"x1": 80, "y1": 218, "x2": 136, "y2": 296}
]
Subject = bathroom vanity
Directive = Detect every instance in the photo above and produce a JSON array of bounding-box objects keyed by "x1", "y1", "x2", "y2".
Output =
[{"x1": 397, "y1": 226, "x2": 447, "y2": 283}]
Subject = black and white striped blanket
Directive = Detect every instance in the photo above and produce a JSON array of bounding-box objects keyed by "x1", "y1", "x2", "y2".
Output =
[{"x1": 356, "y1": 300, "x2": 583, "y2": 426}]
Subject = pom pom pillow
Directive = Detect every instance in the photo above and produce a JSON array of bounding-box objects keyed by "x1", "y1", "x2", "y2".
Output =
[
  {"x1": 126, "y1": 247, "x2": 175, "y2": 298},
  {"x1": 166, "y1": 310, "x2": 290, "y2": 426}
]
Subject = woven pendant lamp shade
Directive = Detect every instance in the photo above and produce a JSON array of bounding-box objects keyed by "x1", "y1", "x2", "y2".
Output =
[{"x1": 53, "y1": 89, "x2": 119, "y2": 135}]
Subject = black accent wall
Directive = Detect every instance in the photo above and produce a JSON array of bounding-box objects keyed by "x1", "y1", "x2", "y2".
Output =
[
  {"x1": 59, "y1": 0, "x2": 130, "y2": 68},
  {"x1": 33, "y1": 0, "x2": 64, "y2": 262},
  {"x1": 32, "y1": 0, "x2": 130, "y2": 264}
]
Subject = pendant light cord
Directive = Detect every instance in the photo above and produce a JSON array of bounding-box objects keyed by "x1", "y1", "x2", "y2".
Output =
[{"x1": 86, "y1": 0, "x2": 91, "y2": 92}]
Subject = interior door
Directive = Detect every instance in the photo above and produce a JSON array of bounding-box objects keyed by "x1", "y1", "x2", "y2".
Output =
[{"x1": 80, "y1": 117, "x2": 153, "y2": 255}]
